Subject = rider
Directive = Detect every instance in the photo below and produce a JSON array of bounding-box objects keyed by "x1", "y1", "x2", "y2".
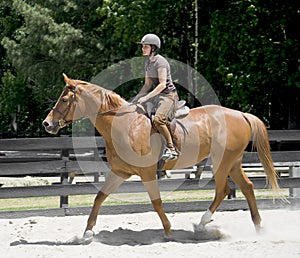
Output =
[{"x1": 133, "y1": 33, "x2": 179, "y2": 160}]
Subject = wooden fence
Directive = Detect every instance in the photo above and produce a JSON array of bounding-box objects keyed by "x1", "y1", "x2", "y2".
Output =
[{"x1": 0, "y1": 130, "x2": 299, "y2": 218}]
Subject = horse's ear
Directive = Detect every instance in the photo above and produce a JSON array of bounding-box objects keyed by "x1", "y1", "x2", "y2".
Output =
[
  {"x1": 62, "y1": 73, "x2": 69, "y2": 82},
  {"x1": 62, "y1": 73, "x2": 76, "y2": 88}
]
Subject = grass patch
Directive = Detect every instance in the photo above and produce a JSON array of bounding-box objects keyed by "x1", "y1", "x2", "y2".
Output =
[
  {"x1": 0, "y1": 189, "x2": 289, "y2": 212},
  {"x1": 0, "y1": 196, "x2": 60, "y2": 211}
]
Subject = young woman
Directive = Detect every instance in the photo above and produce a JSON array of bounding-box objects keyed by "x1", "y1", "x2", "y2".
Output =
[{"x1": 133, "y1": 34, "x2": 179, "y2": 160}]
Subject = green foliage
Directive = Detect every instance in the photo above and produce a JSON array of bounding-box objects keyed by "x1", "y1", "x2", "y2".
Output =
[
  {"x1": 0, "y1": 71, "x2": 25, "y2": 115},
  {"x1": 0, "y1": 0, "x2": 299, "y2": 135},
  {"x1": 197, "y1": 0, "x2": 299, "y2": 127},
  {"x1": 2, "y1": 0, "x2": 85, "y2": 98}
]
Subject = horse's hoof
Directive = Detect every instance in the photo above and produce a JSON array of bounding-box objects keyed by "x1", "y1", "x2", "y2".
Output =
[
  {"x1": 163, "y1": 221, "x2": 172, "y2": 236},
  {"x1": 255, "y1": 224, "x2": 264, "y2": 234},
  {"x1": 83, "y1": 230, "x2": 95, "y2": 240},
  {"x1": 164, "y1": 228, "x2": 171, "y2": 237},
  {"x1": 69, "y1": 230, "x2": 94, "y2": 245},
  {"x1": 193, "y1": 223, "x2": 224, "y2": 240},
  {"x1": 193, "y1": 223, "x2": 206, "y2": 233}
]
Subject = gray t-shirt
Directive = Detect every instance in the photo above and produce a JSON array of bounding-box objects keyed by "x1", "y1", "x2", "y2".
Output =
[{"x1": 145, "y1": 54, "x2": 175, "y2": 94}]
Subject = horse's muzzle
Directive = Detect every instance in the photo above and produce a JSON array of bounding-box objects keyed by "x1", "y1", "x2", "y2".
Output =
[{"x1": 42, "y1": 120, "x2": 60, "y2": 134}]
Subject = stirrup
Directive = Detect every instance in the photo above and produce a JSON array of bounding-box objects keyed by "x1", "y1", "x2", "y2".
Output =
[{"x1": 162, "y1": 148, "x2": 178, "y2": 161}]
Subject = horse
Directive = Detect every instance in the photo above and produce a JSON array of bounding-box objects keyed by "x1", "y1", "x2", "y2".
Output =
[{"x1": 43, "y1": 73, "x2": 280, "y2": 238}]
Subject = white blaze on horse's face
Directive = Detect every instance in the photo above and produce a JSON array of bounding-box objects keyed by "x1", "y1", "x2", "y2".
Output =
[{"x1": 42, "y1": 74, "x2": 79, "y2": 134}]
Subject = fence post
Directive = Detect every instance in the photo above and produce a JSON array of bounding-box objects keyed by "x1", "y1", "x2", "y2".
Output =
[
  {"x1": 93, "y1": 148, "x2": 100, "y2": 182},
  {"x1": 60, "y1": 149, "x2": 69, "y2": 208},
  {"x1": 290, "y1": 165, "x2": 300, "y2": 198},
  {"x1": 227, "y1": 178, "x2": 236, "y2": 199}
]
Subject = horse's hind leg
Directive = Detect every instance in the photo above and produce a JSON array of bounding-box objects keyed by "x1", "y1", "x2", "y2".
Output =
[
  {"x1": 209, "y1": 173, "x2": 231, "y2": 213},
  {"x1": 196, "y1": 151, "x2": 236, "y2": 230},
  {"x1": 143, "y1": 179, "x2": 171, "y2": 236},
  {"x1": 229, "y1": 162, "x2": 262, "y2": 230},
  {"x1": 196, "y1": 168, "x2": 231, "y2": 231},
  {"x1": 84, "y1": 172, "x2": 125, "y2": 235}
]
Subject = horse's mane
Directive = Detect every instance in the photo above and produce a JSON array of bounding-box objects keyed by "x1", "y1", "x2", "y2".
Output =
[{"x1": 76, "y1": 80, "x2": 127, "y2": 110}]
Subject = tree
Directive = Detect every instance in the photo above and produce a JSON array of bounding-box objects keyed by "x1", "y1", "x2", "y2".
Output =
[
  {"x1": 0, "y1": 1, "x2": 25, "y2": 135},
  {"x1": 0, "y1": 0, "x2": 299, "y2": 136},
  {"x1": 197, "y1": 0, "x2": 300, "y2": 128},
  {"x1": 0, "y1": 0, "x2": 106, "y2": 134}
]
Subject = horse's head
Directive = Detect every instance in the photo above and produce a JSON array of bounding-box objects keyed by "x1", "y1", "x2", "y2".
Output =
[{"x1": 42, "y1": 73, "x2": 85, "y2": 134}]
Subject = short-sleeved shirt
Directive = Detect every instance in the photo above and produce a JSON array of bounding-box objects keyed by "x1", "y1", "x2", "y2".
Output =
[{"x1": 145, "y1": 54, "x2": 175, "y2": 94}]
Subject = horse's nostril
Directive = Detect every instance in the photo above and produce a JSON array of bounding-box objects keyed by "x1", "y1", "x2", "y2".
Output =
[{"x1": 42, "y1": 120, "x2": 49, "y2": 127}]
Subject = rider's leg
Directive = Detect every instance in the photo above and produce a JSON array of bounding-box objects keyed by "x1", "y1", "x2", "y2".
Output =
[
  {"x1": 153, "y1": 115, "x2": 175, "y2": 150},
  {"x1": 153, "y1": 94, "x2": 178, "y2": 159},
  {"x1": 153, "y1": 115, "x2": 178, "y2": 159}
]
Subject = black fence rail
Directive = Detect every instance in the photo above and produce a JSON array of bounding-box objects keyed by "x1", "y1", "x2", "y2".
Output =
[{"x1": 0, "y1": 130, "x2": 299, "y2": 218}]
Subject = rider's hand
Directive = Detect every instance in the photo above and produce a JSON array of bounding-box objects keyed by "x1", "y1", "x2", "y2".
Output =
[{"x1": 137, "y1": 96, "x2": 147, "y2": 104}]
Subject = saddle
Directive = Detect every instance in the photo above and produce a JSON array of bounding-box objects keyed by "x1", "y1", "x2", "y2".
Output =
[
  {"x1": 136, "y1": 99, "x2": 189, "y2": 153},
  {"x1": 174, "y1": 100, "x2": 190, "y2": 118}
]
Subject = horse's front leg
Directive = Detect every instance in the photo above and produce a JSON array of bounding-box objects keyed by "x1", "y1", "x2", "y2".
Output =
[
  {"x1": 143, "y1": 180, "x2": 171, "y2": 236},
  {"x1": 85, "y1": 191, "x2": 107, "y2": 233},
  {"x1": 84, "y1": 172, "x2": 125, "y2": 236}
]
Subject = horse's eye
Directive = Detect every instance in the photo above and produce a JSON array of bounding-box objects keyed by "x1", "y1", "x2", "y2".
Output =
[{"x1": 62, "y1": 97, "x2": 68, "y2": 103}]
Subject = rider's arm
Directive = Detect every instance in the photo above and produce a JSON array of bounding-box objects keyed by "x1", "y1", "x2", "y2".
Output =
[
  {"x1": 132, "y1": 76, "x2": 152, "y2": 102},
  {"x1": 138, "y1": 67, "x2": 167, "y2": 103}
]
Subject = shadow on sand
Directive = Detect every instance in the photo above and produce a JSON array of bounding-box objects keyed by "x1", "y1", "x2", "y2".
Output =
[{"x1": 10, "y1": 227, "x2": 224, "y2": 246}]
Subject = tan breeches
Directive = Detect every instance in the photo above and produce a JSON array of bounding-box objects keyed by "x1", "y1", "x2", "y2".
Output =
[{"x1": 152, "y1": 92, "x2": 178, "y2": 150}]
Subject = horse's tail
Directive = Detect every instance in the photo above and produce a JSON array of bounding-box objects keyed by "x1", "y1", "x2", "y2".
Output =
[{"x1": 242, "y1": 113, "x2": 280, "y2": 194}]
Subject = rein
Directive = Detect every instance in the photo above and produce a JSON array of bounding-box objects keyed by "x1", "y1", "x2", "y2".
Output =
[
  {"x1": 96, "y1": 103, "x2": 136, "y2": 116},
  {"x1": 52, "y1": 85, "x2": 79, "y2": 128},
  {"x1": 96, "y1": 107, "x2": 123, "y2": 116}
]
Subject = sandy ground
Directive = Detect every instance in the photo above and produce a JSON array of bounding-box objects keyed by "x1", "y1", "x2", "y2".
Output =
[{"x1": 0, "y1": 209, "x2": 299, "y2": 258}]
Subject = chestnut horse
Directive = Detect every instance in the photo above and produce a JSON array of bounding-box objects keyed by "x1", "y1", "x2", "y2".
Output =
[{"x1": 43, "y1": 74, "x2": 279, "y2": 237}]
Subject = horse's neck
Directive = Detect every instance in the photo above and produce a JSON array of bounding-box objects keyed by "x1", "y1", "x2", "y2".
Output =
[
  {"x1": 82, "y1": 84, "x2": 127, "y2": 139},
  {"x1": 82, "y1": 84, "x2": 124, "y2": 110}
]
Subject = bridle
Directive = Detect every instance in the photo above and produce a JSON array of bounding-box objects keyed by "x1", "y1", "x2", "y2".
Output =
[{"x1": 51, "y1": 85, "x2": 79, "y2": 128}]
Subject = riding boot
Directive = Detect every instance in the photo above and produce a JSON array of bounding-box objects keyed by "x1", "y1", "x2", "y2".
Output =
[
  {"x1": 155, "y1": 123, "x2": 178, "y2": 160},
  {"x1": 166, "y1": 121, "x2": 181, "y2": 153}
]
